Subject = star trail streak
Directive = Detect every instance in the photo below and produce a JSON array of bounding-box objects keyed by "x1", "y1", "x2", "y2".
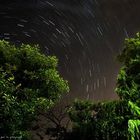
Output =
[{"x1": 0, "y1": 0, "x2": 140, "y2": 103}]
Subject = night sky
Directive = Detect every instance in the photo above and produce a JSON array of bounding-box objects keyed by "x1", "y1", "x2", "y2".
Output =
[{"x1": 0, "y1": 0, "x2": 140, "y2": 103}]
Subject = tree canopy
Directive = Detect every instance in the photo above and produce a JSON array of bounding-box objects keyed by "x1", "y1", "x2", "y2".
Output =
[
  {"x1": 116, "y1": 33, "x2": 140, "y2": 102},
  {"x1": 0, "y1": 40, "x2": 69, "y2": 138}
]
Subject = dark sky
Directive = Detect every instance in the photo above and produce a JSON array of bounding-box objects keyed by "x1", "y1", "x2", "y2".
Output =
[{"x1": 0, "y1": 0, "x2": 140, "y2": 103}]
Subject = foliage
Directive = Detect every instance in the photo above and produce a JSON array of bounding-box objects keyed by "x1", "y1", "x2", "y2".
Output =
[
  {"x1": 116, "y1": 33, "x2": 140, "y2": 139},
  {"x1": 68, "y1": 99, "x2": 131, "y2": 140},
  {"x1": 116, "y1": 33, "x2": 140, "y2": 101},
  {"x1": 68, "y1": 33, "x2": 140, "y2": 140},
  {"x1": 0, "y1": 40, "x2": 69, "y2": 138},
  {"x1": 128, "y1": 101, "x2": 140, "y2": 140},
  {"x1": 128, "y1": 120, "x2": 140, "y2": 140}
]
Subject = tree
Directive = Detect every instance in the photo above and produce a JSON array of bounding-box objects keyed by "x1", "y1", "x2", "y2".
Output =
[
  {"x1": 0, "y1": 40, "x2": 69, "y2": 138},
  {"x1": 116, "y1": 33, "x2": 140, "y2": 101},
  {"x1": 116, "y1": 33, "x2": 140, "y2": 139},
  {"x1": 68, "y1": 33, "x2": 140, "y2": 140}
]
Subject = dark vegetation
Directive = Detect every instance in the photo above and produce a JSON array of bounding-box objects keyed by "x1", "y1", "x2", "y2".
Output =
[
  {"x1": 1, "y1": 33, "x2": 140, "y2": 139},
  {"x1": 0, "y1": 40, "x2": 69, "y2": 139},
  {"x1": 67, "y1": 33, "x2": 140, "y2": 140}
]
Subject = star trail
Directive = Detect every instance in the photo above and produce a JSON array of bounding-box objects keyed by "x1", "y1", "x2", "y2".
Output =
[{"x1": 0, "y1": 0, "x2": 140, "y2": 103}]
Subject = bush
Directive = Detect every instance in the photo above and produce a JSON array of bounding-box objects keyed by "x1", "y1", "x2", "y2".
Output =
[{"x1": 68, "y1": 99, "x2": 131, "y2": 140}]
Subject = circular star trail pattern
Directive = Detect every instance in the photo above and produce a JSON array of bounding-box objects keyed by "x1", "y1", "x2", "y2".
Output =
[{"x1": 0, "y1": 0, "x2": 140, "y2": 103}]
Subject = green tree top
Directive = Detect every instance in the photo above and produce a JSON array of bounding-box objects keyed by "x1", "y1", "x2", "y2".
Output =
[
  {"x1": 0, "y1": 40, "x2": 69, "y2": 137},
  {"x1": 116, "y1": 33, "x2": 140, "y2": 101}
]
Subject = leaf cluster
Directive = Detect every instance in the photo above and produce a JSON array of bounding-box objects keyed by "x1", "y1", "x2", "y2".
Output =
[{"x1": 0, "y1": 40, "x2": 69, "y2": 137}]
